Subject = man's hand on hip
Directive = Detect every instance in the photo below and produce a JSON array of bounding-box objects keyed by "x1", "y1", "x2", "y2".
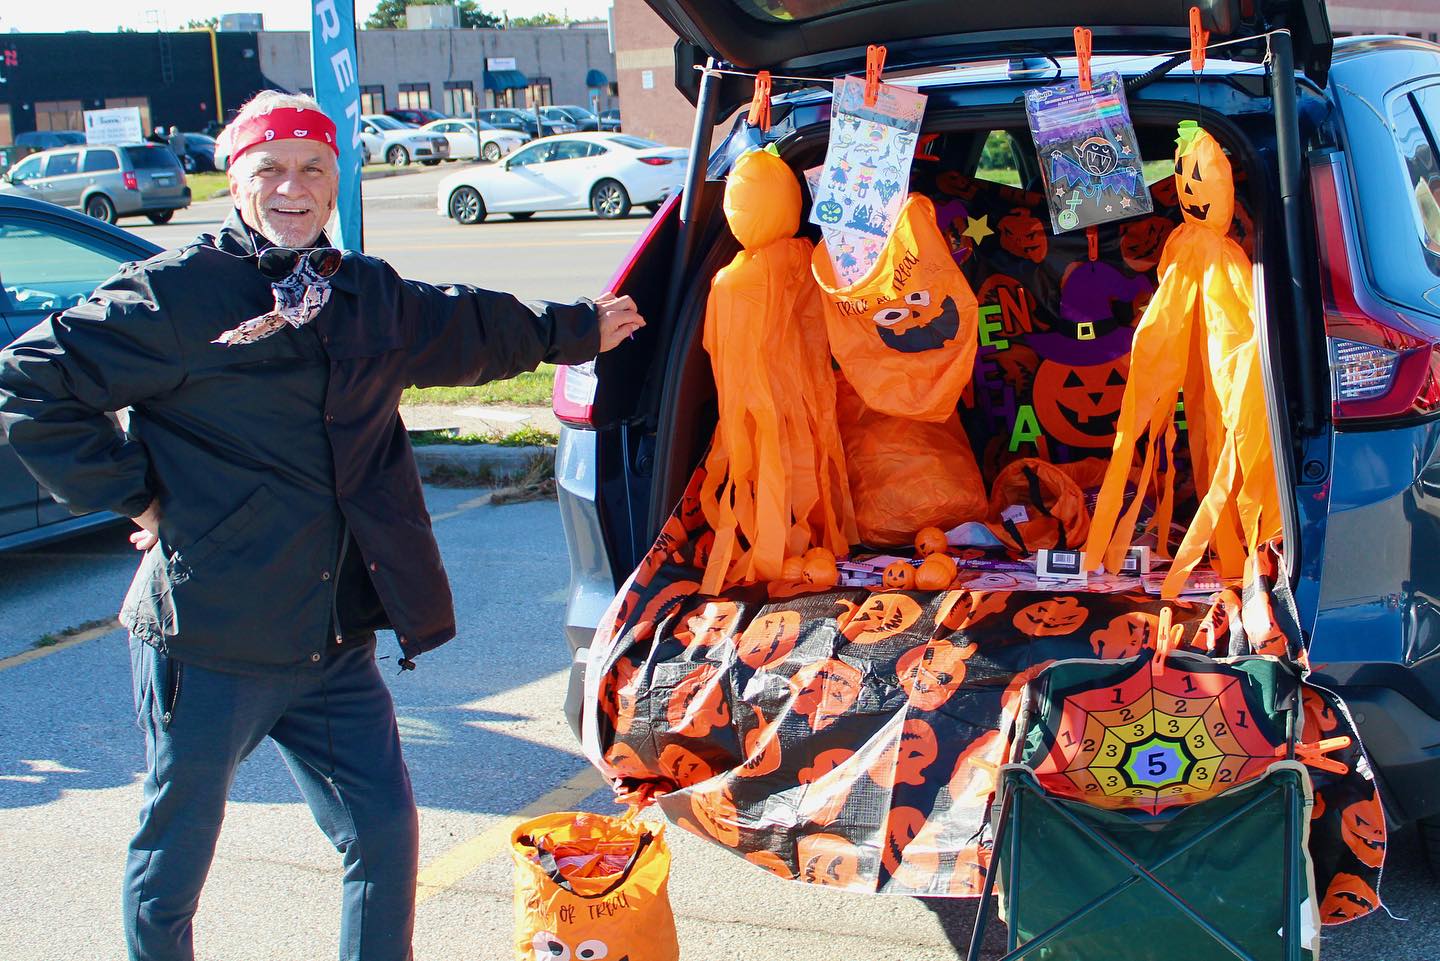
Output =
[
  {"x1": 130, "y1": 500, "x2": 161, "y2": 551},
  {"x1": 595, "y1": 292, "x2": 645, "y2": 353}
]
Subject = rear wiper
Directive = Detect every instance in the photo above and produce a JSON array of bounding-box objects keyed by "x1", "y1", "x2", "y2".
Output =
[{"x1": 1125, "y1": 53, "x2": 1191, "y2": 96}]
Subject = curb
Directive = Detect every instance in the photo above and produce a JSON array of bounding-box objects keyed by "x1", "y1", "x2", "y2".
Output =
[{"x1": 412, "y1": 443, "x2": 552, "y2": 483}]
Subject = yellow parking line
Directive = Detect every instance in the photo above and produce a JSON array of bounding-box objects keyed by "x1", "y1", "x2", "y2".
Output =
[
  {"x1": 414, "y1": 765, "x2": 607, "y2": 905},
  {"x1": 0, "y1": 619, "x2": 122, "y2": 674},
  {"x1": 428, "y1": 492, "x2": 494, "y2": 523}
]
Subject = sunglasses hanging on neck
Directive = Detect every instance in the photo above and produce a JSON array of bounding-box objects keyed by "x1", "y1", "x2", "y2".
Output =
[{"x1": 256, "y1": 246, "x2": 343, "y2": 281}]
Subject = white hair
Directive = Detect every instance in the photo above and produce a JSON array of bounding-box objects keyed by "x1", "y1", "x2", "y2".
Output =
[{"x1": 218, "y1": 90, "x2": 339, "y2": 174}]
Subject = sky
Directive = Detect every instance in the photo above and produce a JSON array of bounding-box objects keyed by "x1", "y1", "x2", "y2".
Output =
[{"x1": 1, "y1": 0, "x2": 612, "y2": 33}]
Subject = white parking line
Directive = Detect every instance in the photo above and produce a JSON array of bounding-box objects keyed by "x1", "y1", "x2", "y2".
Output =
[{"x1": 578, "y1": 230, "x2": 646, "y2": 237}]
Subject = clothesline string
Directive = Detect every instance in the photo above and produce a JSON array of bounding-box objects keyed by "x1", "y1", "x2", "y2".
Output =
[{"x1": 695, "y1": 27, "x2": 1281, "y2": 85}]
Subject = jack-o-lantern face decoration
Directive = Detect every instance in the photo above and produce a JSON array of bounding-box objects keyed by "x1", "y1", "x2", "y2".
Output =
[
  {"x1": 871, "y1": 289, "x2": 965, "y2": 355},
  {"x1": 1341, "y1": 796, "x2": 1387, "y2": 868},
  {"x1": 686, "y1": 784, "x2": 741, "y2": 846},
  {"x1": 897, "y1": 640, "x2": 976, "y2": 711},
  {"x1": 797, "y1": 748, "x2": 860, "y2": 825},
  {"x1": 744, "y1": 849, "x2": 793, "y2": 880},
  {"x1": 689, "y1": 529, "x2": 716, "y2": 572},
  {"x1": 838, "y1": 593, "x2": 924, "y2": 646},
  {"x1": 737, "y1": 704, "x2": 783, "y2": 779},
  {"x1": 936, "y1": 169, "x2": 978, "y2": 199},
  {"x1": 659, "y1": 743, "x2": 717, "y2": 787},
  {"x1": 632, "y1": 580, "x2": 700, "y2": 642},
  {"x1": 1319, "y1": 873, "x2": 1380, "y2": 923},
  {"x1": 1120, "y1": 215, "x2": 1176, "y2": 273},
  {"x1": 882, "y1": 806, "x2": 941, "y2": 888},
  {"x1": 796, "y1": 833, "x2": 863, "y2": 889},
  {"x1": 600, "y1": 656, "x2": 642, "y2": 737},
  {"x1": 998, "y1": 207, "x2": 1048, "y2": 263},
  {"x1": 1033, "y1": 356, "x2": 1130, "y2": 450},
  {"x1": 869, "y1": 716, "x2": 939, "y2": 788},
  {"x1": 1173, "y1": 124, "x2": 1235, "y2": 230},
  {"x1": 675, "y1": 600, "x2": 742, "y2": 648},
  {"x1": 948, "y1": 843, "x2": 994, "y2": 897},
  {"x1": 978, "y1": 273, "x2": 1039, "y2": 339},
  {"x1": 1302, "y1": 687, "x2": 1340, "y2": 735},
  {"x1": 1089, "y1": 612, "x2": 1160, "y2": 660},
  {"x1": 948, "y1": 729, "x2": 1003, "y2": 807},
  {"x1": 1014, "y1": 596, "x2": 1089, "y2": 636},
  {"x1": 736, "y1": 610, "x2": 802, "y2": 670},
  {"x1": 603, "y1": 742, "x2": 651, "y2": 781},
  {"x1": 792, "y1": 658, "x2": 864, "y2": 732},
  {"x1": 882, "y1": 560, "x2": 917, "y2": 590},
  {"x1": 937, "y1": 589, "x2": 1009, "y2": 633},
  {"x1": 666, "y1": 663, "x2": 731, "y2": 737},
  {"x1": 994, "y1": 343, "x2": 1040, "y2": 395}
]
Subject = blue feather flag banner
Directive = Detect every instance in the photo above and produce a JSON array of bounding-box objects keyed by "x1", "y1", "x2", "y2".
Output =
[
  {"x1": 310, "y1": 0, "x2": 364, "y2": 251},
  {"x1": 1026, "y1": 72, "x2": 1151, "y2": 233}
]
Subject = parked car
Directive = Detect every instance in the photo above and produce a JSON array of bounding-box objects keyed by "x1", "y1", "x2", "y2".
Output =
[
  {"x1": 0, "y1": 193, "x2": 160, "y2": 549},
  {"x1": 385, "y1": 107, "x2": 449, "y2": 127},
  {"x1": 544, "y1": 105, "x2": 601, "y2": 132},
  {"x1": 437, "y1": 132, "x2": 685, "y2": 224},
  {"x1": 12, "y1": 130, "x2": 86, "y2": 160},
  {"x1": 419, "y1": 118, "x2": 529, "y2": 162},
  {"x1": 550, "y1": 2, "x2": 1440, "y2": 854},
  {"x1": 174, "y1": 133, "x2": 218, "y2": 173},
  {"x1": 360, "y1": 114, "x2": 450, "y2": 166},
  {"x1": 599, "y1": 108, "x2": 622, "y2": 132},
  {"x1": 0, "y1": 143, "x2": 190, "y2": 225},
  {"x1": 477, "y1": 108, "x2": 578, "y2": 139}
]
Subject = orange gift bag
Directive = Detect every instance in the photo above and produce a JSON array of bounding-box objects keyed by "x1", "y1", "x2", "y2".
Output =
[
  {"x1": 813, "y1": 193, "x2": 981, "y2": 423},
  {"x1": 512, "y1": 812, "x2": 679, "y2": 961}
]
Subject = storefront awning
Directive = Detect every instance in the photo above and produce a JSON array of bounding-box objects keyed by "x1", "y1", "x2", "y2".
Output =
[
  {"x1": 585, "y1": 69, "x2": 609, "y2": 88},
  {"x1": 484, "y1": 69, "x2": 530, "y2": 92}
]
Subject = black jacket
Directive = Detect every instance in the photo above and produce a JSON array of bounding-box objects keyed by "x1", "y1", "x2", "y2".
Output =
[{"x1": 0, "y1": 213, "x2": 599, "y2": 672}]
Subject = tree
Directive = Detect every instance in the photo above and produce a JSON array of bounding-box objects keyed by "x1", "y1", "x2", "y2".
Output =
[
  {"x1": 183, "y1": 16, "x2": 219, "y2": 30},
  {"x1": 364, "y1": 0, "x2": 501, "y2": 29},
  {"x1": 508, "y1": 13, "x2": 570, "y2": 26}
]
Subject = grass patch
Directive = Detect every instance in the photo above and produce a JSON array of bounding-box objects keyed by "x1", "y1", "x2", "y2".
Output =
[
  {"x1": 410, "y1": 425, "x2": 558, "y2": 447},
  {"x1": 491, "y1": 449, "x2": 557, "y2": 504},
  {"x1": 187, "y1": 171, "x2": 230, "y2": 200},
  {"x1": 402, "y1": 364, "x2": 557, "y2": 407},
  {"x1": 33, "y1": 616, "x2": 116, "y2": 650}
]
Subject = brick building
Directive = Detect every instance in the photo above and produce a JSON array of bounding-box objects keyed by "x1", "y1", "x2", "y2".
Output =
[{"x1": 611, "y1": 0, "x2": 694, "y2": 147}]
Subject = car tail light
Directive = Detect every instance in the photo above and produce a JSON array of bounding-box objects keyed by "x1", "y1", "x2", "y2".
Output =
[
  {"x1": 123, "y1": 172, "x2": 139, "y2": 191},
  {"x1": 639, "y1": 156, "x2": 673, "y2": 166},
  {"x1": 1311, "y1": 157, "x2": 1440, "y2": 423}
]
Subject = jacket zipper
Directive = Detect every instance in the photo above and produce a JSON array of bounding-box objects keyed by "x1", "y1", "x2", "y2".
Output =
[{"x1": 331, "y1": 522, "x2": 350, "y2": 646}]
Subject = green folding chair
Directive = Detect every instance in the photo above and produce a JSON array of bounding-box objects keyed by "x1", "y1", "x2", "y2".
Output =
[{"x1": 967, "y1": 650, "x2": 1319, "y2": 961}]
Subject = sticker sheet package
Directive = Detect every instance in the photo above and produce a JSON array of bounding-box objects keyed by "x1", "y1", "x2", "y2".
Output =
[
  {"x1": 1024, "y1": 71, "x2": 1152, "y2": 233},
  {"x1": 810, "y1": 76, "x2": 927, "y2": 281},
  {"x1": 804, "y1": 166, "x2": 886, "y2": 288}
]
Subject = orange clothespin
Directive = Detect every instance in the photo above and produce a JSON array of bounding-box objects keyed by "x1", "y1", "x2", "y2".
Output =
[
  {"x1": 748, "y1": 70, "x2": 773, "y2": 132},
  {"x1": 1074, "y1": 27, "x2": 1093, "y2": 92},
  {"x1": 864, "y1": 44, "x2": 887, "y2": 106},
  {"x1": 1152, "y1": 606, "x2": 1185, "y2": 675},
  {"x1": 1288, "y1": 735, "x2": 1353, "y2": 775},
  {"x1": 1189, "y1": 7, "x2": 1209, "y2": 74},
  {"x1": 914, "y1": 132, "x2": 941, "y2": 162},
  {"x1": 1086, "y1": 226, "x2": 1099, "y2": 262}
]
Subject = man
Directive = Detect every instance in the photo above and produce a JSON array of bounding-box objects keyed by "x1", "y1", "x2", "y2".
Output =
[
  {"x1": 166, "y1": 125, "x2": 186, "y2": 166},
  {"x1": 0, "y1": 91, "x2": 643, "y2": 961}
]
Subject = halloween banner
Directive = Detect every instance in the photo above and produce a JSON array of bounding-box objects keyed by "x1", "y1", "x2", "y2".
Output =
[{"x1": 1025, "y1": 72, "x2": 1152, "y2": 233}]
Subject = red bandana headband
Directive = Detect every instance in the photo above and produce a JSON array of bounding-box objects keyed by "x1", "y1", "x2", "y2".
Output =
[{"x1": 226, "y1": 106, "x2": 339, "y2": 162}]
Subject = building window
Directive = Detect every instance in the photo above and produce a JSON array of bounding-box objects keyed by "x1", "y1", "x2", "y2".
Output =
[
  {"x1": 104, "y1": 96, "x2": 152, "y2": 134},
  {"x1": 525, "y1": 76, "x2": 553, "y2": 109},
  {"x1": 0, "y1": 107, "x2": 12, "y2": 149},
  {"x1": 34, "y1": 100, "x2": 84, "y2": 132},
  {"x1": 397, "y1": 83, "x2": 431, "y2": 110},
  {"x1": 360, "y1": 85, "x2": 386, "y2": 115},
  {"x1": 444, "y1": 81, "x2": 474, "y2": 117}
]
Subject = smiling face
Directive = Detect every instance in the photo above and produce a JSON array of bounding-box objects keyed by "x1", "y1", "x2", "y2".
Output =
[
  {"x1": 1173, "y1": 128, "x2": 1234, "y2": 231},
  {"x1": 229, "y1": 138, "x2": 339, "y2": 248}
]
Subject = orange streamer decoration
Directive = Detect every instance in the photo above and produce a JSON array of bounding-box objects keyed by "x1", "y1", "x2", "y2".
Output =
[
  {"x1": 698, "y1": 147, "x2": 856, "y2": 594},
  {"x1": 1084, "y1": 123, "x2": 1281, "y2": 596}
]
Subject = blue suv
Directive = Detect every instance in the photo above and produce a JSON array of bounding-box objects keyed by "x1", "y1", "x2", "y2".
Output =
[{"x1": 554, "y1": 1, "x2": 1440, "y2": 863}]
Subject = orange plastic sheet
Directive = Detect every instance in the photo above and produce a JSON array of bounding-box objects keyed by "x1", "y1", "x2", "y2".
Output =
[
  {"x1": 1084, "y1": 123, "x2": 1281, "y2": 595},
  {"x1": 698, "y1": 147, "x2": 856, "y2": 594},
  {"x1": 813, "y1": 193, "x2": 981, "y2": 422}
]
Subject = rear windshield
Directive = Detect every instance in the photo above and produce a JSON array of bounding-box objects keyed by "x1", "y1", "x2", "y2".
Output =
[
  {"x1": 611, "y1": 135, "x2": 661, "y2": 150},
  {"x1": 735, "y1": 0, "x2": 878, "y2": 22},
  {"x1": 124, "y1": 146, "x2": 182, "y2": 170}
]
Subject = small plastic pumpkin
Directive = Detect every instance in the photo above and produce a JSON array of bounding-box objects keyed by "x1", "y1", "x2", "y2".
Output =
[
  {"x1": 914, "y1": 526, "x2": 949, "y2": 558},
  {"x1": 780, "y1": 556, "x2": 807, "y2": 581},
  {"x1": 914, "y1": 553, "x2": 958, "y2": 591},
  {"x1": 801, "y1": 553, "x2": 840, "y2": 589},
  {"x1": 882, "y1": 560, "x2": 917, "y2": 590}
]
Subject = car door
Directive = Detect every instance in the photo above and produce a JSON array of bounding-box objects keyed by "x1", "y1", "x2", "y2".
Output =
[
  {"x1": 1, "y1": 154, "x2": 45, "y2": 200},
  {"x1": 41, "y1": 150, "x2": 86, "y2": 210},
  {"x1": 0, "y1": 209, "x2": 153, "y2": 531},
  {"x1": 490, "y1": 141, "x2": 562, "y2": 210},
  {"x1": 543, "y1": 140, "x2": 607, "y2": 208}
]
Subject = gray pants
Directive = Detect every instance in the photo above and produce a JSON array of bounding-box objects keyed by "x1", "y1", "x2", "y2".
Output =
[{"x1": 124, "y1": 636, "x2": 418, "y2": 961}]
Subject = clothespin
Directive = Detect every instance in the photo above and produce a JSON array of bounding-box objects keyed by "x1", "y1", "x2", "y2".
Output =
[
  {"x1": 1152, "y1": 606, "x2": 1184, "y2": 674},
  {"x1": 864, "y1": 44, "x2": 887, "y2": 107},
  {"x1": 914, "y1": 132, "x2": 941, "y2": 162},
  {"x1": 1073, "y1": 27, "x2": 1093, "y2": 92},
  {"x1": 1086, "y1": 226, "x2": 1099, "y2": 262},
  {"x1": 747, "y1": 70, "x2": 772, "y2": 132},
  {"x1": 1287, "y1": 735, "x2": 1353, "y2": 775},
  {"x1": 1189, "y1": 7, "x2": 1209, "y2": 74}
]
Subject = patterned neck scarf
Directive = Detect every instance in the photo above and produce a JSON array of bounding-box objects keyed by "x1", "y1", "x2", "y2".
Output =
[{"x1": 213, "y1": 237, "x2": 337, "y2": 347}]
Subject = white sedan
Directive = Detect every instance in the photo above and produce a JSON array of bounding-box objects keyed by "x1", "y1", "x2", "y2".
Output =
[
  {"x1": 420, "y1": 119, "x2": 529, "y2": 163},
  {"x1": 436, "y1": 133, "x2": 687, "y2": 223},
  {"x1": 359, "y1": 115, "x2": 450, "y2": 166}
]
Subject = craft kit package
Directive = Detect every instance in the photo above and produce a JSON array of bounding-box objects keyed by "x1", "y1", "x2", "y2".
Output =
[{"x1": 1025, "y1": 71, "x2": 1152, "y2": 233}]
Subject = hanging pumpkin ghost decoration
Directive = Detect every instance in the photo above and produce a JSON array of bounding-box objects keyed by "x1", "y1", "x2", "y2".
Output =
[
  {"x1": 697, "y1": 146, "x2": 858, "y2": 593},
  {"x1": 1084, "y1": 123, "x2": 1281, "y2": 595}
]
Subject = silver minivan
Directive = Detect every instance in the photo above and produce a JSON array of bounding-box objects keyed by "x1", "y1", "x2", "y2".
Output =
[{"x1": 0, "y1": 143, "x2": 191, "y2": 225}]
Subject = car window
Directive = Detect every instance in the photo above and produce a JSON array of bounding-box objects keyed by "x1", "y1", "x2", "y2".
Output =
[
  {"x1": 7, "y1": 156, "x2": 42, "y2": 183},
  {"x1": 1393, "y1": 87, "x2": 1440, "y2": 253},
  {"x1": 507, "y1": 143, "x2": 553, "y2": 167},
  {"x1": 0, "y1": 217, "x2": 132, "y2": 315},
  {"x1": 610, "y1": 135, "x2": 661, "y2": 150},
  {"x1": 123, "y1": 146, "x2": 182, "y2": 171},
  {"x1": 369, "y1": 116, "x2": 406, "y2": 131},
  {"x1": 973, "y1": 131, "x2": 1024, "y2": 187},
  {"x1": 82, "y1": 149, "x2": 120, "y2": 173},
  {"x1": 548, "y1": 141, "x2": 592, "y2": 162},
  {"x1": 44, "y1": 151, "x2": 81, "y2": 177}
]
